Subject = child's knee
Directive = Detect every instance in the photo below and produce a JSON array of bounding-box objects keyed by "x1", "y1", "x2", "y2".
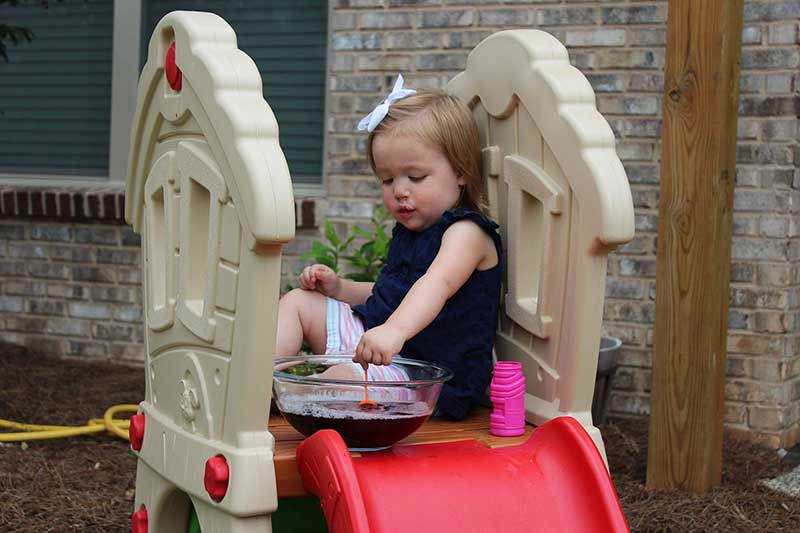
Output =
[{"x1": 280, "y1": 287, "x2": 317, "y2": 311}]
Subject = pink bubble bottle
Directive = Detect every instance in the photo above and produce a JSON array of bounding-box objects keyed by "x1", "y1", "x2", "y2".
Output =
[{"x1": 489, "y1": 361, "x2": 526, "y2": 437}]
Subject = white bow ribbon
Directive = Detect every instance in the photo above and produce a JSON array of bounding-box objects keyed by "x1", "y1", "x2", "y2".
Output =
[{"x1": 357, "y1": 74, "x2": 417, "y2": 132}]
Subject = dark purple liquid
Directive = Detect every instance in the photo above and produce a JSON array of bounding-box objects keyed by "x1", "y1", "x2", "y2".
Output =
[{"x1": 282, "y1": 400, "x2": 430, "y2": 448}]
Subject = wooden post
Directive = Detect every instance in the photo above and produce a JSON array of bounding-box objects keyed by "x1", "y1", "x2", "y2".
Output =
[{"x1": 646, "y1": 0, "x2": 744, "y2": 492}]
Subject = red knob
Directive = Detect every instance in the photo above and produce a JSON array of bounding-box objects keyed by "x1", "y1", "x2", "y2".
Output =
[
  {"x1": 165, "y1": 42, "x2": 182, "y2": 91},
  {"x1": 204, "y1": 455, "x2": 230, "y2": 502},
  {"x1": 129, "y1": 413, "x2": 145, "y2": 451},
  {"x1": 131, "y1": 507, "x2": 148, "y2": 533}
]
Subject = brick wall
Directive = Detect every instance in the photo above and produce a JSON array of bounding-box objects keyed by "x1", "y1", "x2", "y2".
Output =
[
  {"x1": 0, "y1": 196, "x2": 145, "y2": 362},
  {"x1": 325, "y1": 0, "x2": 800, "y2": 446}
]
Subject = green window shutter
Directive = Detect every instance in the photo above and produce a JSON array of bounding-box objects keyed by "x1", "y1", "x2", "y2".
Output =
[
  {"x1": 0, "y1": 0, "x2": 113, "y2": 177},
  {"x1": 144, "y1": 1, "x2": 328, "y2": 184}
]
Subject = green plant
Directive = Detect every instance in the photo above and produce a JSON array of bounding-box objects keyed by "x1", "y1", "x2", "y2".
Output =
[
  {"x1": 343, "y1": 206, "x2": 392, "y2": 282},
  {"x1": 303, "y1": 220, "x2": 353, "y2": 273},
  {"x1": 301, "y1": 206, "x2": 392, "y2": 283}
]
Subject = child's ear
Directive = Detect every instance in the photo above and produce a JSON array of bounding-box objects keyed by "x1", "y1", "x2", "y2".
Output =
[{"x1": 457, "y1": 174, "x2": 466, "y2": 186}]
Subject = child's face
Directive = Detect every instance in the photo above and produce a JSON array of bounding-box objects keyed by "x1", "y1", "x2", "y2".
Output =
[{"x1": 372, "y1": 133, "x2": 464, "y2": 232}]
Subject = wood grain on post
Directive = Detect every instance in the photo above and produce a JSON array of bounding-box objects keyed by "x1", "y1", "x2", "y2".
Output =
[{"x1": 646, "y1": 0, "x2": 744, "y2": 492}]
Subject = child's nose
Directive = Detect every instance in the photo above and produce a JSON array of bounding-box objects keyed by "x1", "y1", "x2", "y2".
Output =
[{"x1": 393, "y1": 181, "x2": 410, "y2": 199}]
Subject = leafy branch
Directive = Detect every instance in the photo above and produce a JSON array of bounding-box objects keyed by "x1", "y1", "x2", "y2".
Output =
[
  {"x1": 301, "y1": 206, "x2": 393, "y2": 283},
  {"x1": 1, "y1": 0, "x2": 58, "y2": 62}
]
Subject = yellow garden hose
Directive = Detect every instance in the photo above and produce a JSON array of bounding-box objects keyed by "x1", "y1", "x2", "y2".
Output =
[{"x1": 0, "y1": 404, "x2": 138, "y2": 442}]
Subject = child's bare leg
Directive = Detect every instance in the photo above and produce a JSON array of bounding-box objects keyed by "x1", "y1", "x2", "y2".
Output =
[{"x1": 276, "y1": 289, "x2": 328, "y2": 356}]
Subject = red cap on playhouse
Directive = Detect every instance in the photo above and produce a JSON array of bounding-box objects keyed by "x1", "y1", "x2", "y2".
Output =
[
  {"x1": 129, "y1": 413, "x2": 145, "y2": 451},
  {"x1": 131, "y1": 507, "x2": 148, "y2": 533},
  {"x1": 204, "y1": 455, "x2": 230, "y2": 501},
  {"x1": 165, "y1": 42, "x2": 182, "y2": 91}
]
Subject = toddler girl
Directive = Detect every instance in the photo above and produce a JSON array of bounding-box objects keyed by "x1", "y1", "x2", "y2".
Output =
[{"x1": 277, "y1": 75, "x2": 502, "y2": 420}]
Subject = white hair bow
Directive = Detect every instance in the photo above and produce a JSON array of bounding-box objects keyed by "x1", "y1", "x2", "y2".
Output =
[{"x1": 357, "y1": 74, "x2": 417, "y2": 132}]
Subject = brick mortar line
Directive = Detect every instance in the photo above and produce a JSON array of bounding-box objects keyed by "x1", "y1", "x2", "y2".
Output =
[{"x1": 0, "y1": 187, "x2": 320, "y2": 228}]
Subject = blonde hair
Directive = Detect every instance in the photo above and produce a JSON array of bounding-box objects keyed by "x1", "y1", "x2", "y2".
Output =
[{"x1": 366, "y1": 90, "x2": 488, "y2": 215}]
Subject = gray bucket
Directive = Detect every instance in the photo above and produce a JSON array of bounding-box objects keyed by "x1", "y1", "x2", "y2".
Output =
[{"x1": 592, "y1": 336, "x2": 622, "y2": 425}]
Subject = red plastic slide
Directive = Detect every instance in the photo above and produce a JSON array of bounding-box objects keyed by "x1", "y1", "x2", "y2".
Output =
[{"x1": 296, "y1": 416, "x2": 629, "y2": 532}]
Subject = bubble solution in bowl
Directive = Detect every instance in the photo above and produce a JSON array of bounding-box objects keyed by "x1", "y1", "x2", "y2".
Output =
[
  {"x1": 273, "y1": 356, "x2": 453, "y2": 451},
  {"x1": 279, "y1": 394, "x2": 432, "y2": 449}
]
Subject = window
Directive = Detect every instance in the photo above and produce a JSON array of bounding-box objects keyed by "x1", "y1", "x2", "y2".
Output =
[
  {"x1": 0, "y1": 0, "x2": 114, "y2": 177},
  {"x1": 143, "y1": 1, "x2": 328, "y2": 184}
]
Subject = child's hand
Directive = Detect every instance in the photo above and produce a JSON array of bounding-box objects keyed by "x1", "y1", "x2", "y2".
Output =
[
  {"x1": 299, "y1": 264, "x2": 340, "y2": 297},
  {"x1": 354, "y1": 324, "x2": 405, "y2": 367}
]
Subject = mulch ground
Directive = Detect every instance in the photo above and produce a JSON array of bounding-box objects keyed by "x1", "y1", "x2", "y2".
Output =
[{"x1": 1, "y1": 343, "x2": 798, "y2": 532}]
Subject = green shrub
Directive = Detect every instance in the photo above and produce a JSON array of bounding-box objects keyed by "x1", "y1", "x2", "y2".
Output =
[{"x1": 301, "y1": 206, "x2": 392, "y2": 283}]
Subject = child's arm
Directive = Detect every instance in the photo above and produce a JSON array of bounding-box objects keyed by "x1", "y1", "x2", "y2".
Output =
[
  {"x1": 300, "y1": 264, "x2": 374, "y2": 307},
  {"x1": 354, "y1": 220, "x2": 494, "y2": 366},
  {"x1": 331, "y1": 278, "x2": 375, "y2": 308}
]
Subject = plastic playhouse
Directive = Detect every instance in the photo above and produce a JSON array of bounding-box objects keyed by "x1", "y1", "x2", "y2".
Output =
[{"x1": 124, "y1": 11, "x2": 635, "y2": 533}]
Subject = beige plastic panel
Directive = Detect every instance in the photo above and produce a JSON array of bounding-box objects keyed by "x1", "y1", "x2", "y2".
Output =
[
  {"x1": 125, "y1": 11, "x2": 294, "y2": 531},
  {"x1": 448, "y1": 30, "x2": 635, "y2": 463}
]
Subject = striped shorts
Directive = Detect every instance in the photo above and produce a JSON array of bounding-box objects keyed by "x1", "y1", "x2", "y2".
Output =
[
  {"x1": 324, "y1": 298, "x2": 408, "y2": 381},
  {"x1": 325, "y1": 297, "x2": 366, "y2": 356}
]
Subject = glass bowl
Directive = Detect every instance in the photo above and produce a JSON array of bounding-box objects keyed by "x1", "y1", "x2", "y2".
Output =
[{"x1": 272, "y1": 356, "x2": 453, "y2": 450}]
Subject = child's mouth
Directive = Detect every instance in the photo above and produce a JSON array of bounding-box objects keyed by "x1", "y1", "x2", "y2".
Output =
[{"x1": 397, "y1": 206, "x2": 415, "y2": 218}]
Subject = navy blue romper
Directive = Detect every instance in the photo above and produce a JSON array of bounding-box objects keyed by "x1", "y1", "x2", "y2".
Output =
[{"x1": 353, "y1": 209, "x2": 502, "y2": 420}]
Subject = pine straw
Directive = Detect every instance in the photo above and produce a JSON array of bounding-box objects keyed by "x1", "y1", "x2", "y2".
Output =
[
  {"x1": 604, "y1": 416, "x2": 799, "y2": 532},
  {"x1": 1, "y1": 343, "x2": 797, "y2": 532},
  {"x1": 0, "y1": 344, "x2": 141, "y2": 533}
]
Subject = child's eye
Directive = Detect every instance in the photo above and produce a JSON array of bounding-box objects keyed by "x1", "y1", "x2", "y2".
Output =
[
  {"x1": 408, "y1": 175, "x2": 426, "y2": 182},
  {"x1": 381, "y1": 178, "x2": 393, "y2": 185}
]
